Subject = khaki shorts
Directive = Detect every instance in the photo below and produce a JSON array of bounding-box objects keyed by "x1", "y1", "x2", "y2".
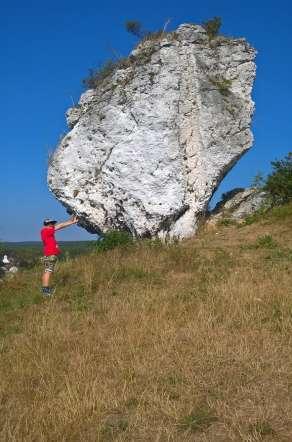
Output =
[{"x1": 41, "y1": 255, "x2": 58, "y2": 273}]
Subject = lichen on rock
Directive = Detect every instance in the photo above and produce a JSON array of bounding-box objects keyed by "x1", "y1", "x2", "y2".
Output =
[{"x1": 48, "y1": 23, "x2": 256, "y2": 239}]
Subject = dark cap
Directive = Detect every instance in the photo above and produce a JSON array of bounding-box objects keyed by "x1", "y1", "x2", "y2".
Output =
[{"x1": 43, "y1": 218, "x2": 57, "y2": 226}]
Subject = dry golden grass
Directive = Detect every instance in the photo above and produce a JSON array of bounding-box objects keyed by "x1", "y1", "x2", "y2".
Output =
[{"x1": 1, "y1": 206, "x2": 292, "y2": 441}]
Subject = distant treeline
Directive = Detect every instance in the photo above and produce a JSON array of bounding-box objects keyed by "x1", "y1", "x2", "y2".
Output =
[{"x1": 0, "y1": 241, "x2": 94, "y2": 268}]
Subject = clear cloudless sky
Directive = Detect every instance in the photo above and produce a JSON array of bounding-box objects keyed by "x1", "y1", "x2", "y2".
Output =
[{"x1": 0, "y1": 0, "x2": 291, "y2": 241}]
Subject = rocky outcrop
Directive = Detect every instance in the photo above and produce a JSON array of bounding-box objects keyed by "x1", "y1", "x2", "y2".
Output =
[
  {"x1": 48, "y1": 24, "x2": 256, "y2": 239},
  {"x1": 208, "y1": 187, "x2": 269, "y2": 224}
]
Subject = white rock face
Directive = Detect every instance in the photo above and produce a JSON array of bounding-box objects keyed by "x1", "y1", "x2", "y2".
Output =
[{"x1": 48, "y1": 24, "x2": 256, "y2": 239}]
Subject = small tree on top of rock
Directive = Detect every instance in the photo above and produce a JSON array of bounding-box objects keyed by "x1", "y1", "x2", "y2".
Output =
[
  {"x1": 125, "y1": 20, "x2": 166, "y2": 45},
  {"x1": 203, "y1": 16, "x2": 222, "y2": 40},
  {"x1": 125, "y1": 20, "x2": 145, "y2": 39}
]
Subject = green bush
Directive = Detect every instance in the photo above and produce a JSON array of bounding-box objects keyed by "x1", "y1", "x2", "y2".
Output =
[
  {"x1": 83, "y1": 61, "x2": 117, "y2": 89},
  {"x1": 83, "y1": 58, "x2": 132, "y2": 89},
  {"x1": 125, "y1": 20, "x2": 144, "y2": 38},
  {"x1": 209, "y1": 76, "x2": 232, "y2": 95},
  {"x1": 203, "y1": 16, "x2": 222, "y2": 40},
  {"x1": 255, "y1": 235, "x2": 278, "y2": 249},
  {"x1": 264, "y1": 152, "x2": 292, "y2": 205},
  {"x1": 96, "y1": 231, "x2": 133, "y2": 252}
]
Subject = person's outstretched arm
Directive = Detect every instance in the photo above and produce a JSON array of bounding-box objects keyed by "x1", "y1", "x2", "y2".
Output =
[{"x1": 55, "y1": 216, "x2": 79, "y2": 231}]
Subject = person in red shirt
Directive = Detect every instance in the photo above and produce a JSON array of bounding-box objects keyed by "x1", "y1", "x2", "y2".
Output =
[{"x1": 41, "y1": 216, "x2": 78, "y2": 296}]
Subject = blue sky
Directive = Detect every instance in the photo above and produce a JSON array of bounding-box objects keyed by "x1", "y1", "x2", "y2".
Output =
[{"x1": 0, "y1": 0, "x2": 291, "y2": 241}]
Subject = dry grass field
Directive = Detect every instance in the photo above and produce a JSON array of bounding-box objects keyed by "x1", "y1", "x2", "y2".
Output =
[{"x1": 1, "y1": 205, "x2": 292, "y2": 441}]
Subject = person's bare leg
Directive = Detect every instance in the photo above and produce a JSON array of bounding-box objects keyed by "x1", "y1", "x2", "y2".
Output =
[{"x1": 42, "y1": 271, "x2": 51, "y2": 287}]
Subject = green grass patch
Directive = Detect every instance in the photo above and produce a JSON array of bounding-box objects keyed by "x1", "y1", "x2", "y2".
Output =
[
  {"x1": 218, "y1": 217, "x2": 237, "y2": 226},
  {"x1": 268, "y1": 203, "x2": 292, "y2": 220},
  {"x1": 242, "y1": 235, "x2": 278, "y2": 251},
  {"x1": 0, "y1": 320, "x2": 22, "y2": 338},
  {"x1": 111, "y1": 266, "x2": 163, "y2": 287},
  {"x1": 101, "y1": 412, "x2": 128, "y2": 440},
  {"x1": 248, "y1": 421, "x2": 275, "y2": 437},
  {"x1": 0, "y1": 284, "x2": 42, "y2": 314},
  {"x1": 0, "y1": 276, "x2": 44, "y2": 338},
  {"x1": 242, "y1": 203, "x2": 292, "y2": 226},
  {"x1": 255, "y1": 235, "x2": 278, "y2": 249},
  {"x1": 178, "y1": 405, "x2": 218, "y2": 433}
]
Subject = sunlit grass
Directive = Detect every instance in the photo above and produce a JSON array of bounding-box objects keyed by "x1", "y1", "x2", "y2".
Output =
[{"x1": 0, "y1": 204, "x2": 292, "y2": 440}]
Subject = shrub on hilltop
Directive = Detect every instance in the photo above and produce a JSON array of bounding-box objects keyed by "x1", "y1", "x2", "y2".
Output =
[
  {"x1": 264, "y1": 152, "x2": 292, "y2": 205},
  {"x1": 96, "y1": 230, "x2": 133, "y2": 252}
]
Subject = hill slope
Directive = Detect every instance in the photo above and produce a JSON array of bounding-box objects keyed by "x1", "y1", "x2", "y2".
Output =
[{"x1": 1, "y1": 205, "x2": 292, "y2": 441}]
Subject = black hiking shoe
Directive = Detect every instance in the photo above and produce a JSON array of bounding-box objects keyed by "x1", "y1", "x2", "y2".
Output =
[{"x1": 41, "y1": 287, "x2": 54, "y2": 296}]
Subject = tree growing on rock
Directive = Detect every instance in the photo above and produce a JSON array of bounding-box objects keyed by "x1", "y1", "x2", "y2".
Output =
[
  {"x1": 125, "y1": 20, "x2": 145, "y2": 39},
  {"x1": 203, "y1": 16, "x2": 222, "y2": 40}
]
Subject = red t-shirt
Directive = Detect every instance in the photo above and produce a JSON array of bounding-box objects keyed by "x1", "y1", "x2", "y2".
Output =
[{"x1": 41, "y1": 226, "x2": 61, "y2": 256}]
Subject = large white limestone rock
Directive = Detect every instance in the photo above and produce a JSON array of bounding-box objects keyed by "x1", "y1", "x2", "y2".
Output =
[{"x1": 48, "y1": 24, "x2": 256, "y2": 239}]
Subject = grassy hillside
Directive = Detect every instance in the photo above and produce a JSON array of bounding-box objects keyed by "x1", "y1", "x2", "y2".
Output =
[{"x1": 1, "y1": 205, "x2": 292, "y2": 441}]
